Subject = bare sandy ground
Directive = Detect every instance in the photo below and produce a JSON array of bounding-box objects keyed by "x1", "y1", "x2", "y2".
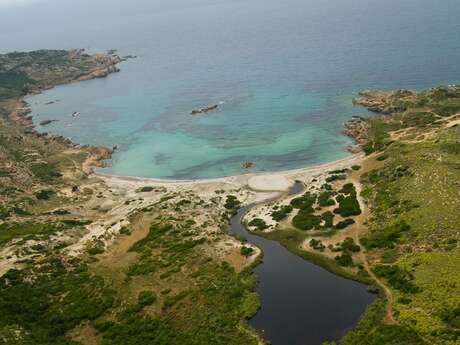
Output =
[{"x1": 95, "y1": 153, "x2": 364, "y2": 193}]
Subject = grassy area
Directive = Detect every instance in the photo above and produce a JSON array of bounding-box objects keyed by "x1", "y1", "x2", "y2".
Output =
[{"x1": 339, "y1": 87, "x2": 460, "y2": 344}]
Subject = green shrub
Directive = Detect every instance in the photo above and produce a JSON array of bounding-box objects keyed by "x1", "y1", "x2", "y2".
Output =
[
  {"x1": 373, "y1": 265, "x2": 421, "y2": 293},
  {"x1": 290, "y1": 192, "x2": 317, "y2": 211},
  {"x1": 351, "y1": 165, "x2": 361, "y2": 171},
  {"x1": 338, "y1": 183, "x2": 356, "y2": 195},
  {"x1": 318, "y1": 191, "x2": 335, "y2": 207},
  {"x1": 271, "y1": 205, "x2": 293, "y2": 221},
  {"x1": 309, "y1": 239, "x2": 325, "y2": 251},
  {"x1": 30, "y1": 162, "x2": 61, "y2": 180},
  {"x1": 335, "y1": 252, "x2": 353, "y2": 266},
  {"x1": 333, "y1": 194, "x2": 361, "y2": 217},
  {"x1": 248, "y1": 218, "x2": 268, "y2": 231},
  {"x1": 340, "y1": 237, "x2": 361, "y2": 252},
  {"x1": 321, "y1": 211, "x2": 334, "y2": 228},
  {"x1": 292, "y1": 210, "x2": 321, "y2": 230},
  {"x1": 361, "y1": 221, "x2": 410, "y2": 249},
  {"x1": 240, "y1": 246, "x2": 254, "y2": 257},
  {"x1": 376, "y1": 153, "x2": 389, "y2": 161},
  {"x1": 137, "y1": 291, "x2": 156, "y2": 306},
  {"x1": 136, "y1": 186, "x2": 154, "y2": 193},
  {"x1": 224, "y1": 195, "x2": 241, "y2": 210},
  {"x1": 326, "y1": 174, "x2": 346, "y2": 183},
  {"x1": 34, "y1": 189, "x2": 55, "y2": 200},
  {"x1": 334, "y1": 218, "x2": 355, "y2": 229}
]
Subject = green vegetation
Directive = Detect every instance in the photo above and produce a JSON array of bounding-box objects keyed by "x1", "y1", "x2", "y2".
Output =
[
  {"x1": 326, "y1": 174, "x2": 347, "y2": 183},
  {"x1": 30, "y1": 162, "x2": 61, "y2": 181},
  {"x1": 334, "y1": 195, "x2": 361, "y2": 217},
  {"x1": 135, "y1": 186, "x2": 155, "y2": 193},
  {"x1": 318, "y1": 191, "x2": 336, "y2": 207},
  {"x1": 290, "y1": 192, "x2": 317, "y2": 211},
  {"x1": 224, "y1": 195, "x2": 241, "y2": 211},
  {"x1": 0, "y1": 222, "x2": 62, "y2": 245},
  {"x1": 373, "y1": 265, "x2": 420, "y2": 293},
  {"x1": 351, "y1": 87, "x2": 460, "y2": 344},
  {"x1": 240, "y1": 246, "x2": 254, "y2": 257},
  {"x1": 271, "y1": 205, "x2": 293, "y2": 221},
  {"x1": 248, "y1": 218, "x2": 268, "y2": 231},
  {"x1": 309, "y1": 238, "x2": 325, "y2": 252},
  {"x1": 335, "y1": 252, "x2": 353, "y2": 267},
  {"x1": 292, "y1": 210, "x2": 321, "y2": 230},
  {"x1": 334, "y1": 218, "x2": 355, "y2": 230}
]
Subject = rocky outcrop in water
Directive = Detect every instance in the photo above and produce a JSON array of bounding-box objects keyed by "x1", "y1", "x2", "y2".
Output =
[
  {"x1": 352, "y1": 89, "x2": 414, "y2": 114},
  {"x1": 343, "y1": 116, "x2": 369, "y2": 145},
  {"x1": 191, "y1": 104, "x2": 218, "y2": 115}
]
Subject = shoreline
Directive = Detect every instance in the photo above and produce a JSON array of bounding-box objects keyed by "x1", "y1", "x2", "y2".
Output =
[{"x1": 94, "y1": 152, "x2": 365, "y2": 192}]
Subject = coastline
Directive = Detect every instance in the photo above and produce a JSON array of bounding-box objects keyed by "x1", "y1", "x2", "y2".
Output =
[{"x1": 94, "y1": 152, "x2": 365, "y2": 192}]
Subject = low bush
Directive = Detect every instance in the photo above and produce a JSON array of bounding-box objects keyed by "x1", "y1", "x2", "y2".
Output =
[
  {"x1": 290, "y1": 192, "x2": 317, "y2": 211},
  {"x1": 373, "y1": 264, "x2": 421, "y2": 293},
  {"x1": 334, "y1": 218, "x2": 355, "y2": 230},
  {"x1": 361, "y1": 221, "x2": 410, "y2": 249},
  {"x1": 292, "y1": 210, "x2": 321, "y2": 230},
  {"x1": 318, "y1": 191, "x2": 335, "y2": 207},
  {"x1": 136, "y1": 186, "x2": 155, "y2": 193},
  {"x1": 240, "y1": 246, "x2": 254, "y2": 257},
  {"x1": 30, "y1": 162, "x2": 61, "y2": 181},
  {"x1": 333, "y1": 194, "x2": 361, "y2": 217},
  {"x1": 248, "y1": 218, "x2": 268, "y2": 231},
  {"x1": 326, "y1": 174, "x2": 346, "y2": 183},
  {"x1": 271, "y1": 205, "x2": 293, "y2": 221},
  {"x1": 340, "y1": 237, "x2": 361, "y2": 252},
  {"x1": 309, "y1": 239, "x2": 325, "y2": 251},
  {"x1": 321, "y1": 211, "x2": 334, "y2": 228},
  {"x1": 224, "y1": 195, "x2": 241, "y2": 211},
  {"x1": 335, "y1": 252, "x2": 353, "y2": 266}
]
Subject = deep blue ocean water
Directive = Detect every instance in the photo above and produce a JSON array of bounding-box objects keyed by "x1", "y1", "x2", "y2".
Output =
[{"x1": 1, "y1": 0, "x2": 460, "y2": 178}]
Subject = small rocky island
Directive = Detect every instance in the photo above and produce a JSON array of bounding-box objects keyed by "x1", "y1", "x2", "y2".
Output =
[{"x1": 190, "y1": 104, "x2": 218, "y2": 115}]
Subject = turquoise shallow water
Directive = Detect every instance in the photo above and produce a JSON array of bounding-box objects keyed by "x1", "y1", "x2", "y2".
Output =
[{"x1": 2, "y1": 0, "x2": 460, "y2": 178}]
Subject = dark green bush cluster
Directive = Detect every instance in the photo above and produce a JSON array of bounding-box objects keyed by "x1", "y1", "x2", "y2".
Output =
[
  {"x1": 351, "y1": 165, "x2": 361, "y2": 171},
  {"x1": 240, "y1": 246, "x2": 254, "y2": 257},
  {"x1": 361, "y1": 221, "x2": 410, "y2": 249},
  {"x1": 334, "y1": 194, "x2": 361, "y2": 217},
  {"x1": 340, "y1": 237, "x2": 361, "y2": 252},
  {"x1": 326, "y1": 174, "x2": 346, "y2": 183},
  {"x1": 34, "y1": 189, "x2": 55, "y2": 200},
  {"x1": 335, "y1": 252, "x2": 353, "y2": 266},
  {"x1": 321, "y1": 211, "x2": 334, "y2": 228},
  {"x1": 373, "y1": 264, "x2": 421, "y2": 293},
  {"x1": 30, "y1": 162, "x2": 61, "y2": 181},
  {"x1": 309, "y1": 239, "x2": 325, "y2": 252},
  {"x1": 334, "y1": 218, "x2": 355, "y2": 230},
  {"x1": 441, "y1": 305, "x2": 460, "y2": 329},
  {"x1": 290, "y1": 192, "x2": 317, "y2": 211},
  {"x1": 248, "y1": 218, "x2": 268, "y2": 231},
  {"x1": 136, "y1": 186, "x2": 155, "y2": 193},
  {"x1": 224, "y1": 195, "x2": 241, "y2": 211},
  {"x1": 318, "y1": 191, "x2": 335, "y2": 207},
  {"x1": 292, "y1": 211, "x2": 321, "y2": 230},
  {"x1": 271, "y1": 205, "x2": 293, "y2": 221},
  {"x1": 338, "y1": 183, "x2": 355, "y2": 195}
]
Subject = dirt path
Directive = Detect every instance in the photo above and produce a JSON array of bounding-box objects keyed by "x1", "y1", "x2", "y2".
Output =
[{"x1": 350, "y1": 172, "x2": 397, "y2": 324}]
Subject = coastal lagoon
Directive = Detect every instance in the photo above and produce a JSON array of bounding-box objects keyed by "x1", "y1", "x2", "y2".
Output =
[{"x1": 2, "y1": 0, "x2": 460, "y2": 178}]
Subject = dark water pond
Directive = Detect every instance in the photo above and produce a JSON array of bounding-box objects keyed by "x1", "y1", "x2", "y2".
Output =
[{"x1": 230, "y1": 183, "x2": 375, "y2": 345}]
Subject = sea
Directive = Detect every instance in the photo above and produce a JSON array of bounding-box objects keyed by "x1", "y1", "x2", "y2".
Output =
[{"x1": 1, "y1": 0, "x2": 459, "y2": 178}]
